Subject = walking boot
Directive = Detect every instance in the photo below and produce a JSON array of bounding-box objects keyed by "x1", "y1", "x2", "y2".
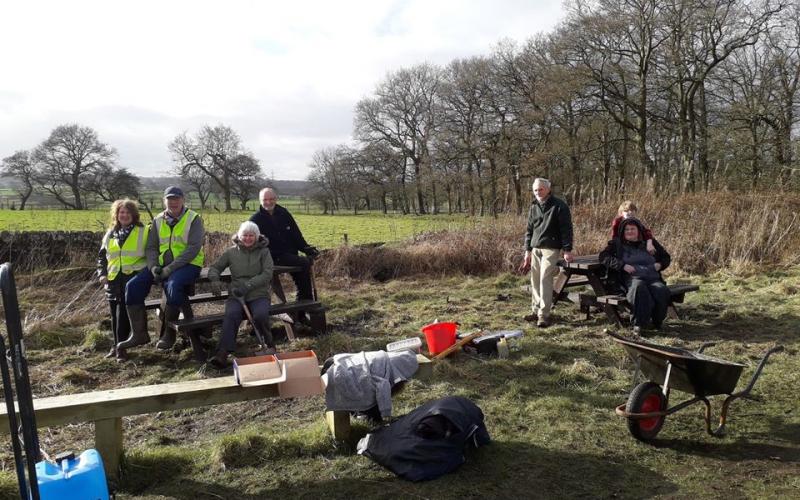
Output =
[
  {"x1": 156, "y1": 304, "x2": 180, "y2": 350},
  {"x1": 117, "y1": 305, "x2": 150, "y2": 350},
  {"x1": 209, "y1": 350, "x2": 229, "y2": 369}
]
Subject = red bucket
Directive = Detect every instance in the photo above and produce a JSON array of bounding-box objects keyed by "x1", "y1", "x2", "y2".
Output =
[{"x1": 421, "y1": 322, "x2": 458, "y2": 355}]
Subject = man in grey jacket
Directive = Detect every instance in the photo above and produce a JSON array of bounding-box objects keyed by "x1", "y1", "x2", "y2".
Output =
[
  {"x1": 519, "y1": 178, "x2": 574, "y2": 327},
  {"x1": 119, "y1": 186, "x2": 205, "y2": 351}
]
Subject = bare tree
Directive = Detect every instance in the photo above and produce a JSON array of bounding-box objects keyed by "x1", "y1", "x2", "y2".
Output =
[
  {"x1": 663, "y1": 0, "x2": 781, "y2": 190},
  {"x1": 1, "y1": 150, "x2": 36, "y2": 209},
  {"x1": 355, "y1": 63, "x2": 442, "y2": 214},
  {"x1": 229, "y1": 153, "x2": 263, "y2": 210},
  {"x1": 84, "y1": 165, "x2": 142, "y2": 203},
  {"x1": 169, "y1": 124, "x2": 245, "y2": 211},
  {"x1": 31, "y1": 124, "x2": 117, "y2": 209},
  {"x1": 178, "y1": 163, "x2": 214, "y2": 209}
]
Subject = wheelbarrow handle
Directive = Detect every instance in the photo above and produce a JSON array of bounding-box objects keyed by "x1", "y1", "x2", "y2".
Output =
[
  {"x1": 733, "y1": 345, "x2": 784, "y2": 399},
  {"x1": 708, "y1": 345, "x2": 785, "y2": 437},
  {"x1": 696, "y1": 342, "x2": 716, "y2": 354}
]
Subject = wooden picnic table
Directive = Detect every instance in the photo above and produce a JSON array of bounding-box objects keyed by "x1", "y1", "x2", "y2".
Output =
[
  {"x1": 145, "y1": 264, "x2": 326, "y2": 361},
  {"x1": 553, "y1": 254, "x2": 622, "y2": 324},
  {"x1": 552, "y1": 254, "x2": 698, "y2": 326}
]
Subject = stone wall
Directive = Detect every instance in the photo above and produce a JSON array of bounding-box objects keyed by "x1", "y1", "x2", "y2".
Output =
[{"x1": 0, "y1": 231, "x2": 233, "y2": 271}]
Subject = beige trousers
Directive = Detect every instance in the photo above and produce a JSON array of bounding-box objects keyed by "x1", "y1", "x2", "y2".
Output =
[{"x1": 530, "y1": 248, "x2": 561, "y2": 319}]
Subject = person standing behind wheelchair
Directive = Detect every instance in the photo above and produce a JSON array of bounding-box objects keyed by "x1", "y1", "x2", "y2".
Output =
[
  {"x1": 97, "y1": 199, "x2": 149, "y2": 362},
  {"x1": 249, "y1": 187, "x2": 319, "y2": 301},
  {"x1": 119, "y1": 186, "x2": 205, "y2": 352},
  {"x1": 207, "y1": 221, "x2": 274, "y2": 368}
]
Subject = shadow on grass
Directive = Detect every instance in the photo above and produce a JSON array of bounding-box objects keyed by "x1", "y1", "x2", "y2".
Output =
[
  {"x1": 652, "y1": 438, "x2": 800, "y2": 463},
  {"x1": 130, "y1": 440, "x2": 677, "y2": 499},
  {"x1": 672, "y1": 306, "x2": 800, "y2": 345}
]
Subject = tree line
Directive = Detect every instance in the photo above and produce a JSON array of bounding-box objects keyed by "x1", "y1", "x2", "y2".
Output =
[
  {"x1": 308, "y1": 0, "x2": 799, "y2": 216},
  {"x1": 1, "y1": 124, "x2": 268, "y2": 211}
]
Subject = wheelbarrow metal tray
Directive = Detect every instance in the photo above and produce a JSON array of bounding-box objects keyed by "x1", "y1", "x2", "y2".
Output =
[{"x1": 612, "y1": 335, "x2": 744, "y2": 396}]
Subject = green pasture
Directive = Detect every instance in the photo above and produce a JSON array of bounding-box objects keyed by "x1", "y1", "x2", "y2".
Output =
[{"x1": 0, "y1": 209, "x2": 474, "y2": 247}]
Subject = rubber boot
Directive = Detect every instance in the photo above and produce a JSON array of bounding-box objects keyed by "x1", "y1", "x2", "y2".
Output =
[
  {"x1": 117, "y1": 304, "x2": 150, "y2": 350},
  {"x1": 156, "y1": 304, "x2": 180, "y2": 350}
]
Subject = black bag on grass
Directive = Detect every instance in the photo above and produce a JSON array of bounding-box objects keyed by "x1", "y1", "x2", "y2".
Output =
[{"x1": 356, "y1": 396, "x2": 490, "y2": 481}]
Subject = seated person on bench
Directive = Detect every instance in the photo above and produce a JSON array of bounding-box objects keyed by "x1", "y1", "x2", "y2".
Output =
[
  {"x1": 207, "y1": 221, "x2": 275, "y2": 368},
  {"x1": 97, "y1": 199, "x2": 149, "y2": 362},
  {"x1": 250, "y1": 187, "x2": 319, "y2": 302},
  {"x1": 119, "y1": 186, "x2": 205, "y2": 352},
  {"x1": 599, "y1": 218, "x2": 671, "y2": 335}
]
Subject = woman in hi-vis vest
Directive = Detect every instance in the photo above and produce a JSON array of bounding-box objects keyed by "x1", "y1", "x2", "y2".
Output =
[
  {"x1": 97, "y1": 199, "x2": 149, "y2": 361},
  {"x1": 120, "y1": 186, "x2": 204, "y2": 352}
]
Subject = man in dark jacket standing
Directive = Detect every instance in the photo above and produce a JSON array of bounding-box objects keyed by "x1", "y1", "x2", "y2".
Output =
[
  {"x1": 250, "y1": 187, "x2": 319, "y2": 301},
  {"x1": 519, "y1": 178, "x2": 574, "y2": 327}
]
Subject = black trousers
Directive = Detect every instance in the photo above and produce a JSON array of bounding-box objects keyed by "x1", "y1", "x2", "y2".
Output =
[
  {"x1": 626, "y1": 279, "x2": 670, "y2": 328},
  {"x1": 272, "y1": 252, "x2": 313, "y2": 300}
]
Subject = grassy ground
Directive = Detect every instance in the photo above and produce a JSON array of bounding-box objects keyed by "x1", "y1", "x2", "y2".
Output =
[
  {"x1": 0, "y1": 266, "x2": 798, "y2": 499},
  {"x1": 0, "y1": 208, "x2": 471, "y2": 248}
]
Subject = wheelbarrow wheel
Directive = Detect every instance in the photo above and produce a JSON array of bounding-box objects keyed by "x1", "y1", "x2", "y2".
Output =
[{"x1": 626, "y1": 381, "x2": 666, "y2": 441}]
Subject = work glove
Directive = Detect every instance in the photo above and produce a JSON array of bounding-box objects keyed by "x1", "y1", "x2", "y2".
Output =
[
  {"x1": 209, "y1": 280, "x2": 223, "y2": 296},
  {"x1": 303, "y1": 245, "x2": 320, "y2": 259},
  {"x1": 231, "y1": 287, "x2": 246, "y2": 299},
  {"x1": 161, "y1": 264, "x2": 175, "y2": 280},
  {"x1": 151, "y1": 266, "x2": 163, "y2": 283}
]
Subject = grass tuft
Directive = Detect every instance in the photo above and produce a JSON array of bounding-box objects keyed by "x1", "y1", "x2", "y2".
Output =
[{"x1": 210, "y1": 422, "x2": 335, "y2": 470}]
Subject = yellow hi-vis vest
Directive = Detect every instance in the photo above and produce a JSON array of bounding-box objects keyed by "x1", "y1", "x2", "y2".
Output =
[
  {"x1": 154, "y1": 209, "x2": 204, "y2": 267},
  {"x1": 102, "y1": 225, "x2": 149, "y2": 281}
]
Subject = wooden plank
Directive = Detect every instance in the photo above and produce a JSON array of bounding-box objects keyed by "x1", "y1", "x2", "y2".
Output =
[
  {"x1": 0, "y1": 377, "x2": 280, "y2": 430},
  {"x1": 325, "y1": 410, "x2": 351, "y2": 441},
  {"x1": 596, "y1": 295, "x2": 627, "y2": 306},
  {"x1": 668, "y1": 284, "x2": 700, "y2": 295},
  {"x1": 415, "y1": 354, "x2": 433, "y2": 380},
  {"x1": 168, "y1": 300, "x2": 324, "y2": 332},
  {"x1": 95, "y1": 417, "x2": 123, "y2": 484},
  {"x1": 433, "y1": 331, "x2": 484, "y2": 360}
]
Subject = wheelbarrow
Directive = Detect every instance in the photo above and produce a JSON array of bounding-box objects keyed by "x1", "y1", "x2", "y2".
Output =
[{"x1": 606, "y1": 330, "x2": 784, "y2": 442}]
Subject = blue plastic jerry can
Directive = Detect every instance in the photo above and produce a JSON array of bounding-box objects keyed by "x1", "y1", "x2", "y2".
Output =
[{"x1": 36, "y1": 449, "x2": 110, "y2": 500}]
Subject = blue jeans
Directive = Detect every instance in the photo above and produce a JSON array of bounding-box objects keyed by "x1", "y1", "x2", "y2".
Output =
[
  {"x1": 126, "y1": 265, "x2": 202, "y2": 306},
  {"x1": 219, "y1": 297, "x2": 270, "y2": 353}
]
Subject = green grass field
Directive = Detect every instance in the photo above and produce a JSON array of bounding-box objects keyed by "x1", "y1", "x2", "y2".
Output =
[
  {"x1": 0, "y1": 208, "x2": 473, "y2": 248},
  {"x1": 0, "y1": 267, "x2": 797, "y2": 498}
]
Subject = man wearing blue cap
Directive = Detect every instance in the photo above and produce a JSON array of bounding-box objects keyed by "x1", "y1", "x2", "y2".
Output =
[{"x1": 119, "y1": 186, "x2": 205, "y2": 351}]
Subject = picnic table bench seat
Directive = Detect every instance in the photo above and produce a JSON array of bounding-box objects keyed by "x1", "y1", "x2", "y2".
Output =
[
  {"x1": 168, "y1": 299, "x2": 327, "y2": 334},
  {"x1": 592, "y1": 283, "x2": 700, "y2": 322},
  {"x1": 595, "y1": 284, "x2": 700, "y2": 306},
  {"x1": 144, "y1": 291, "x2": 230, "y2": 310}
]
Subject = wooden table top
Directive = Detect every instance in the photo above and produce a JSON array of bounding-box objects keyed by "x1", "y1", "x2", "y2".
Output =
[{"x1": 560, "y1": 254, "x2": 603, "y2": 271}]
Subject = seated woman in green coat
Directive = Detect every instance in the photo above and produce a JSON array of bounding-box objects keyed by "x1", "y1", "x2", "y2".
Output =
[{"x1": 207, "y1": 221, "x2": 274, "y2": 367}]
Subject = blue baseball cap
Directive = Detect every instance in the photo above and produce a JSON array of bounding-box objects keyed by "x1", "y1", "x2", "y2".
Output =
[{"x1": 164, "y1": 186, "x2": 184, "y2": 198}]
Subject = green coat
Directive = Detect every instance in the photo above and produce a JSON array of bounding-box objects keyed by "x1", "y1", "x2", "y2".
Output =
[{"x1": 208, "y1": 235, "x2": 273, "y2": 301}]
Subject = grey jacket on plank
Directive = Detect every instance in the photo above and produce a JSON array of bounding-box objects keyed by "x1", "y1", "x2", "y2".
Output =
[{"x1": 325, "y1": 350, "x2": 419, "y2": 418}]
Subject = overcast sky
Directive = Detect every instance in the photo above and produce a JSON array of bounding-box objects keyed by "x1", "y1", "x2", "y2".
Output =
[{"x1": 0, "y1": 0, "x2": 565, "y2": 180}]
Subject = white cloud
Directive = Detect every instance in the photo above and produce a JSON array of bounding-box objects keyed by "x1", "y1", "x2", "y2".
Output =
[{"x1": 0, "y1": 0, "x2": 565, "y2": 179}]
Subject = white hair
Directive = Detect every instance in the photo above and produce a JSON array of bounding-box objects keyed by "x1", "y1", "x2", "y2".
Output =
[
  {"x1": 533, "y1": 177, "x2": 551, "y2": 189},
  {"x1": 237, "y1": 221, "x2": 260, "y2": 239},
  {"x1": 259, "y1": 187, "x2": 276, "y2": 198}
]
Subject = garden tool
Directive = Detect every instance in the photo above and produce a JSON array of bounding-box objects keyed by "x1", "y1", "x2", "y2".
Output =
[{"x1": 232, "y1": 288, "x2": 275, "y2": 355}]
